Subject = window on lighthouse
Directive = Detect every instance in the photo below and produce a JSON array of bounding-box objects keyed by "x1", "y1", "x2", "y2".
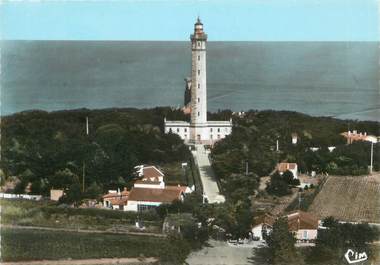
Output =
[
  {"x1": 197, "y1": 42, "x2": 201, "y2": 47},
  {"x1": 198, "y1": 55, "x2": 200, "y2": 61},
  {"x1": 198, "y1": 84, "x2": 200, "y2": 89},
  {"x1": 198, "y1": 112, "x2": 200, "y2": 116},
  {"x1": 197, "y1": 98, "x2": 200, "y2": 102},
  {"x1": 198, "y1": 70, "x2": 200, "y2": 75}
]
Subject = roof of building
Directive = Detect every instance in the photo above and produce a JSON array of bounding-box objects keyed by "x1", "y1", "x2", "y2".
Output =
[
  {"x1": 166, "y1": 185, "x2": 188, "y2": 193},
  {"x1": 286, "y1": 211, "x2": 318, "y2": 231},
  {"x1": 142, "y1": 166, "x2": 164, "y2": 178},
  {"x1": 103, "y1": 188, "x2": 129, "y2": 199},
  {"x1": 277, "y1": 163, "x2": 297, "y2": 172},
  {"x1": 165, "y1": 120, "x2": 191, "y2": 125},
  {"x1": 207, "y1": 121, "x2": 232, "y2": 126},
  {"x1": 128, "y1": 187, "x2": 183, "y2": 203},
  {"x1": 107, "y1": 197, "x2": 128, "y2": 206},
  {"x1": 195, "y1": 17, "x2": 203, "y2": 25},
  {"x1": 134, "y1": 165, "x2": 165, "y2": 182},
  {"x1": 341, "y1": 131, "x2": 378, "y2": 143}
]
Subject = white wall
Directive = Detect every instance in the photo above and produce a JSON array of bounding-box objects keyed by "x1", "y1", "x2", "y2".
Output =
[
  {"x1": 134, "y1": 182, "x2": 165, "y2": 189},
  {"x1": 252, "y1": 225, "x2": 264, "y2": 241},
  {"x1": 124, "y1": 200, "x2": 162, "y2": 212},
  {"x1": 295, "y1": 229, "x2": 318, "y2": 241},
  {"x1": 0, "y1": 193, "x2": 42, "y2": 200}
]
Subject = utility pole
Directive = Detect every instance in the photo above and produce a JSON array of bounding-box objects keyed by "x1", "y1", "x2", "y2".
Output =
[
  {"x1": 276, "y1": 139, "x2": 279, "y2": 152},
  {"x1": 82, "y1": 161, "x2": 86, "y2": 192},
  {"x1": 83, "y1": 116, "x2": 89, "y2": 192},
  {"x1": 86, "y1": 116, "x2": 89, "y2": 136},
  {"x1": 370, "y1": 141, "x2": 374, "y2": 174},
  {"x1": 245, "y1": 160, "x2": 249, "y2": 176},
  {"x1": 298, "y1": 192, "x2": 302, "y2": 210}
]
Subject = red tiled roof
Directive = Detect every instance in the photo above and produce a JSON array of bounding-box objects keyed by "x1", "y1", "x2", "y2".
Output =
[
  {"x1": 143, "y1": 166, "x2": 164, "y2": 179},
  {"x1": 277, "y1": 163, "x2": 297, "y2": 172},
  {"x1": 166, "y1": 185, "x2": 188, "y2": 193},
  {"x1": 102, "y1": 189, "x2": 129, "y2": 199},
  {"x1": 107, "y1": 197, "x2": 128, "y2": 206},
  {"x1": 128, "y1": 187, "x2": 182, "y2": 203},
  {"x1": 286, "y1": 211, "x2": 318, "y2": 231}
]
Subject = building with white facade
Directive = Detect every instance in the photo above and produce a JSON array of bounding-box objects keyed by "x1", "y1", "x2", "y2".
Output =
[
  {"x1": 164, "y1": 18, "x2": 232, "y2": 144},
  {"x1": 102, "y1": 165, "x2": 192, "y2": 212},
  {"x1": 341, "y1": 130, "x2": 378, "y2": 144},
  {"x1": 277, "y1": 162, "x2": 298, "y2": 179}
]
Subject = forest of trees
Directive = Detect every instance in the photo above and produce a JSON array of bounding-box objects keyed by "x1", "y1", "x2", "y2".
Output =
[
  {"x1": 1, "y1": 107, "x2": 190, "y2": 196},
  {"x1": 211, "y1": 110, "x2": 379, "y2": 201}
]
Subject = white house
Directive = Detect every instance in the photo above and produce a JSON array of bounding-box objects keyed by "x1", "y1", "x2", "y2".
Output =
[
  {"x1": 286, "y1": 211, "x2": 319, "y2": 242},
  {"x1": 277, "y1": 162, "x2": 298, "y2": 179},
  {"x1": 124, "y1": 187, "x2": 184, "y2": 212},
  {"x1": 251, "y1": 214, "x2": 276, "y2": 241},
  {"x1": 341, "y1": 130, "x2": 378, "y2": 144},
  {"x1": 103, "y1": 188, "x2": 129, "y2": 210},
  {"x1": 291, "y1": 133, "x2": 298, "y2": 145},
  {"x1": 251, "y1": 211, "x2": 319, "y2": 242},
  {"x1": 103, "y1": 165, "x2": 192, "y2": 212}
]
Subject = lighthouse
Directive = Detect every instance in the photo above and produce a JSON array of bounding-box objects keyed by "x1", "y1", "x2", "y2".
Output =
[
  {"x1": 190, "y1": 17, "x2": 207, "y2": 126},
  {"x1": 165, "y1": 18, "x2": 232, "y2": 144}
]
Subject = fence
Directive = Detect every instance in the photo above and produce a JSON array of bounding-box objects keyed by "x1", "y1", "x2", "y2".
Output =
[{"x1": 0, "y1": 193, "x2": 42, "y2": 201}]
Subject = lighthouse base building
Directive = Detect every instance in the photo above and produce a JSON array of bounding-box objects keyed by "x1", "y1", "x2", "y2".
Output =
[
  {"x1": 164, "y1": 18, "x2": 232, "y2": 145},
  {"x1": 164, "y1": 119, "x2": 232, "y2": 145}
]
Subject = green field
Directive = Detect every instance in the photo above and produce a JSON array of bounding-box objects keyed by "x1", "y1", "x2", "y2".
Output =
[
  {"x1": 1, "y1": 199, "x2": 162, "y2": 233},
  {"x1": 1, "y1": 228, "x2": 170, "y2": 262}
]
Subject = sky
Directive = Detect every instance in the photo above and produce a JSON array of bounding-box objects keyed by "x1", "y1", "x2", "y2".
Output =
[{"x1": 0, "y1": 0, "x2": 378, "y2": 41}]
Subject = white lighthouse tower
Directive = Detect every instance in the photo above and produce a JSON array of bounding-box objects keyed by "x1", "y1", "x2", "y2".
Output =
[
  {"x1": 165, "y1": 18, "x2": 232, "y2": 144},
  {"x1": 190, "y1": 17, "x2": 207, "y2": 126}
]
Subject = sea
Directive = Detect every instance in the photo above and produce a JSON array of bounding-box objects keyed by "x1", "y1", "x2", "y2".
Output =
[{"x1": 1, "y1": 41, "x2": 379, "y2": 121}]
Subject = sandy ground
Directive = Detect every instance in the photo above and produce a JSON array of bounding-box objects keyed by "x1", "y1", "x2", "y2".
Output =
[
  {"x1": 186, "y1": 240, "x2": 256, "y2": 265},
  {"x1": 1, "y1": 258, "x2": 157, "y2": 265}
]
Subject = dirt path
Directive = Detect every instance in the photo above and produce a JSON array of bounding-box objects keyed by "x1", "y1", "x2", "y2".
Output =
[
  {"x1": 2, "y1": 257, "x2": 158, "y2": 265},
  {"x1": 1, "y1": 224, "x2": 166, "y2": 237},
  {"x1": 270, "y1": 191, "x2": 298, "y2": 216}
]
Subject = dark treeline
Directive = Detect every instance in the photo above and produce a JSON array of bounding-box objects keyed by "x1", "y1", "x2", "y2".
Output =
[
  {"x1": 2, "y1": 108, "x2": 379, "y2": 202},
  {"x1": 211, "y1": 110, "x2": 379, "y2": 202},
  {"x1": 1, "y1": 107, "x2": 190, "y2": 195}
]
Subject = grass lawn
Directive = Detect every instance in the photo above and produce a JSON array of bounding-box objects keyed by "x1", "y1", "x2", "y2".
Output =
[
  {"x1": 160, "y1": 157, "x2": 203, "y2": 193},
  {"x1": 160, "y1": 162, "x2": 188, "y2": 185},
  {"x1": 0, "y1": 199, "x2": 162, "y2": 233},
  {"x1": 2, "y1": 228, "x2": 169, "y2": 262}
]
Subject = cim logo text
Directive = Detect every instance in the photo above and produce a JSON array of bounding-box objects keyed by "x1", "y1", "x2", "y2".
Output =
[{"x1": 344, "y1": 249, "x2": 368, "y2": 264}]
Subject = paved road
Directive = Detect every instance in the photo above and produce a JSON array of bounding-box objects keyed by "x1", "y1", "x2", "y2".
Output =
[
  {"x1": 186, "y1": 240, "x2": 260, "y2": 265},
  {"x1": 192, "y1": 144, "x2": 225, "y2": 204}
]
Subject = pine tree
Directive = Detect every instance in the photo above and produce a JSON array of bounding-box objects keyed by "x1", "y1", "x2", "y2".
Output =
[{"x1": 266, "y1": 217, "x2": 303, "y2": 265}]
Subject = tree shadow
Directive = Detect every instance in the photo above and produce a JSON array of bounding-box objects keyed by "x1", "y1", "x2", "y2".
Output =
[{"x1": 247, "y1": 247, "x2": 271, "y2": 265}]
